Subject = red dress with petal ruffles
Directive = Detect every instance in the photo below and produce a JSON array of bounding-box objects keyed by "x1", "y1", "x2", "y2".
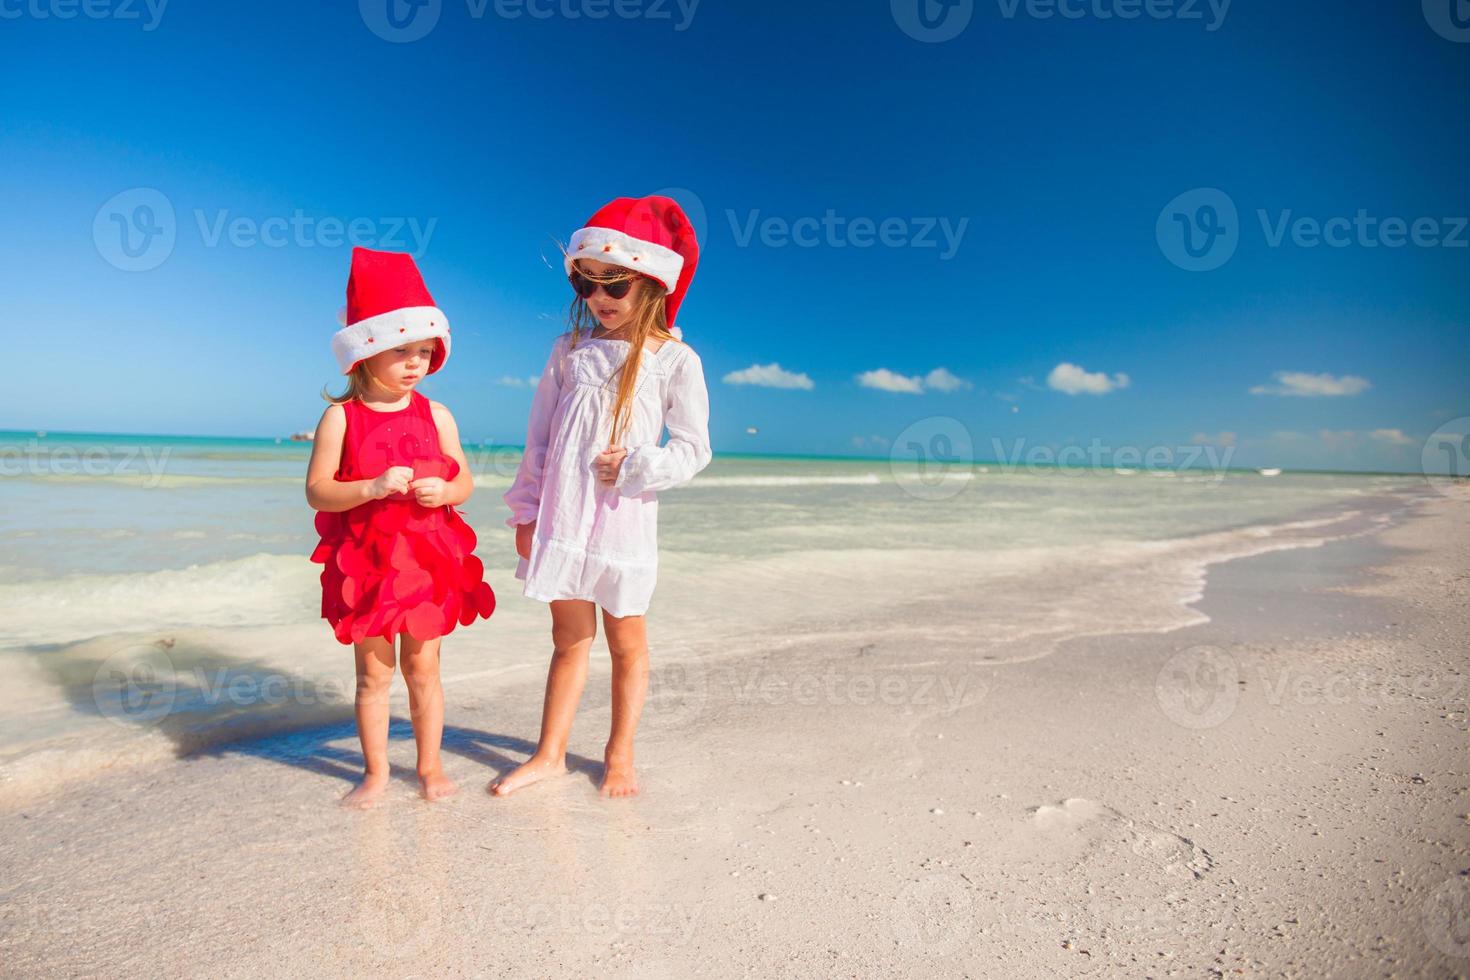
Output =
[{"x1": 311, "y1": 392, "x2": 495, "y2": 645}]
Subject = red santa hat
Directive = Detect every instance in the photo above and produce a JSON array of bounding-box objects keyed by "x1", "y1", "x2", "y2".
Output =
[
  {"x1": 332, "y1": 247, "x2": 451, "y2": 375},
  {"x1": 565, "y1": 195, "x2": 700, "y2": 331}
]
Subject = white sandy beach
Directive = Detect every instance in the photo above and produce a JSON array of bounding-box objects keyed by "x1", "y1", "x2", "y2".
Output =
[{"x1": 1, "y1": 481, "x2": 1466, "y2": 978}]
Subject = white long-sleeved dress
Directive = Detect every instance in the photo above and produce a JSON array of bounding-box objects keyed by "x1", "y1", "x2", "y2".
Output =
[{"x1": 502, "y1": 329, "x2": 712, "y2": 617}]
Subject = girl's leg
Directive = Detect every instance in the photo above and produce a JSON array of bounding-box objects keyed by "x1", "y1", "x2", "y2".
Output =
[
  {"x1": 400, "y1": 634, "x2": 457, "y2": 801},
  {"x1": 600, "y1": 610, "x2": 648, "y2": 798},
  {"x1": 489, "y1": 599, "x2": 597, "y2": 796},
  {"x1": 343, "y1": 637, "x2": 396, "y2": 808}
]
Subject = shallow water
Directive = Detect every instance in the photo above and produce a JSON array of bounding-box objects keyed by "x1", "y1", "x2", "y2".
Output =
[{"x1": 0, "y1": 429, "x2": 1436, "y2": 801}]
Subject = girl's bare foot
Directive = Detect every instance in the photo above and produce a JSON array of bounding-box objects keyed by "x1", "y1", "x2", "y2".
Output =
[
  {"x1": 341, "y1": 771, "x2": 389, "y2": 809},
  {"x1": 488, "y1": 753, "x2": 567, "y2": 796},
  {"x1": 600, "y1": 752, "x2": 639, "y2": 798},
  {"x1": 419, "y1": 769, "x2": 458, "y2": 802}
]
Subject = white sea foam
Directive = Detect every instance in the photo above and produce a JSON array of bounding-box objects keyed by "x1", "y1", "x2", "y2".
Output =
[
  {"x1": 0, "y1": 443, "x2": 1428, "y2": 804},
  {"x1": 0, "y1": 554, "x2": 318, "y2": 649},
  {"x1": 473, "y1": 472, "x2": 887, "y2": 490}
]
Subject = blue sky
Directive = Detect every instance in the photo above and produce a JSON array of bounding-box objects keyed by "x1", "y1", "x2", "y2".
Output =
[{"x1": 3, "y1": 0, "x2": 1467, "y2": 473}]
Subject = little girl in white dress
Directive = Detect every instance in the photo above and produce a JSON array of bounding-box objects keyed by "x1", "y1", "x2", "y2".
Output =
[
  {"x1": 496, "y1": 195, "x2": 711, "y2": 798},
  {"x1": 503, "y1": 321, "x2": 710, "y2": 617}
]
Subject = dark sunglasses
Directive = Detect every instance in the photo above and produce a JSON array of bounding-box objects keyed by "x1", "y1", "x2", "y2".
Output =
[{"x1": 569, "y1": 269, "x2": 639, "y2": 300}]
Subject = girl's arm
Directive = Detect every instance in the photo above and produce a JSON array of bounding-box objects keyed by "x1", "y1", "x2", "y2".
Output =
[
  {"x1": 305, "y1": 404, "x2": 403, "y2": 512},
  {"x1": 425, "y1": 401, "x2": 475, "y2": 507},
  {"x1": 502, "y1": 336, "x2": 566, "y2": 527},
  {"x1": 614, "y1": 347, "x2": 712, "y2": 496}
]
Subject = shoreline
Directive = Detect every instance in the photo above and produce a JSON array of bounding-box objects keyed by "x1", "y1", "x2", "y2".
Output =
[
  {"x1": 0, "y1": 487, "x2": 1425, "y2": 805},
  {"x1": 0, "y1": 489, "x2": 1465, "y2": 976},
  {"x1": 3, "y1": 428, "x2": 1457, "y2": 478}
]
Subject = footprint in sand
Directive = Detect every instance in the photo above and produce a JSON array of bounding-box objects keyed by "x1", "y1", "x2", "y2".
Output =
[{"x1": 1028, "y1": 797, "x2": 1214, "y2": 881}]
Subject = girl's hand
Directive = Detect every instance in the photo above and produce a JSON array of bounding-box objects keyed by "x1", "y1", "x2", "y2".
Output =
[
  {"x1": 515, "y1": 520, "x2": 536, "y2": 560},
  {"x1": 595, "y1": 446, "x2": 628, "y2": 487},
  {"x1": 409, "y1": 476, "x2": 449, "y2": 508},
  {"x1": 369, "y1": 466, "x2": 413, "y2": 499}
]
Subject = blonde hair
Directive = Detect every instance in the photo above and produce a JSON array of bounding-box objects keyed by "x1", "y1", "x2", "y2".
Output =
[
  {"x1": 566, "y1": 258, "x2": 680, "y2": 446},
  {"x1": 323, "y1": 362, "x2": 383, "y2": 404}
]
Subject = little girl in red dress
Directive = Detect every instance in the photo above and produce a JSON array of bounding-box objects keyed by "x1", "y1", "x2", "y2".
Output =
[{"x1": 306, "y1": 247, "x2": 495, "y2": 808}]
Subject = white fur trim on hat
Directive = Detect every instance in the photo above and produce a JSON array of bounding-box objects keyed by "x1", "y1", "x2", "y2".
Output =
[
  {"x1": 331, "y1": 305, "x2": 450, "y2": 375},
  {"x1": 565, "y1": 226, "x2": 685, "y2": 292}
]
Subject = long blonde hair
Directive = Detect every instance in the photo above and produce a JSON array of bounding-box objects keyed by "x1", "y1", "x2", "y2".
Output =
[
  {"x1": 323, "y1": 362, "x2": 380, "y2": 404},
  {"x1": 566, "y1": 258, "x2": 680, "y2": 446}
]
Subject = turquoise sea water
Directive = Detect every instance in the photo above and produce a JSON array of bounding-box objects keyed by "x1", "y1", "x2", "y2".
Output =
[
  {"x1": 0, "y1": 427, "x2": 1445, "y2": 799},
  {"x1": 0, "y1": 428, "x2": 1428, "y2": 582}
]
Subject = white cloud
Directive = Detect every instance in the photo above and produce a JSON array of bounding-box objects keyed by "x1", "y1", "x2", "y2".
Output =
[
  {"x1": 722, "y1": 362, "x2": 815, "y2": 390},
  {"x1": 856, "y1": 366, "x2": 971, "y2": 395},
  {"x1": 1047, "y1": 362, "x2": 1131, "y2": 396},
  {"x1": 856, "y1": 368, "x2": 925, "y2": 394},
  {"x1": 495, "y1": 375, "x2": 540, "y2": 388},
  {"x1": 1250, "y1": 371, "x2": 1371, "y2": 397},
  {"x1": 923, "y1": 367, "x2": 972, "y2": 392},
  {"x1": 1369, "y1": 428, "x2": 1415, "y2": 446}
]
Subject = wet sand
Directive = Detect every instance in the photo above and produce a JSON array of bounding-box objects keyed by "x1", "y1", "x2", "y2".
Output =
[{"x1": 0, "y1": 490, "x2": 1465, "y2": 978}]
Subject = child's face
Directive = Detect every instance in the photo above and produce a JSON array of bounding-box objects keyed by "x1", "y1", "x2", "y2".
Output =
[
  {"x1": 365, "y1": 339, "x2": 437, "y2": 394},
  {"x1": 577, "y1": 258, "x2": 641, "y2": 332}
]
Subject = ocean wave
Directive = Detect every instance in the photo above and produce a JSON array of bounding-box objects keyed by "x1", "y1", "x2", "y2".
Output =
[
  {"x1": 474, "y1": 472, "x2": 889, "y2": 490},
  {"x1": 0, "y1": 554, "x2": 319, "y2": 648},
  {"x1": 682, "y1": 473, "x2": 884, "y2": 488}
]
